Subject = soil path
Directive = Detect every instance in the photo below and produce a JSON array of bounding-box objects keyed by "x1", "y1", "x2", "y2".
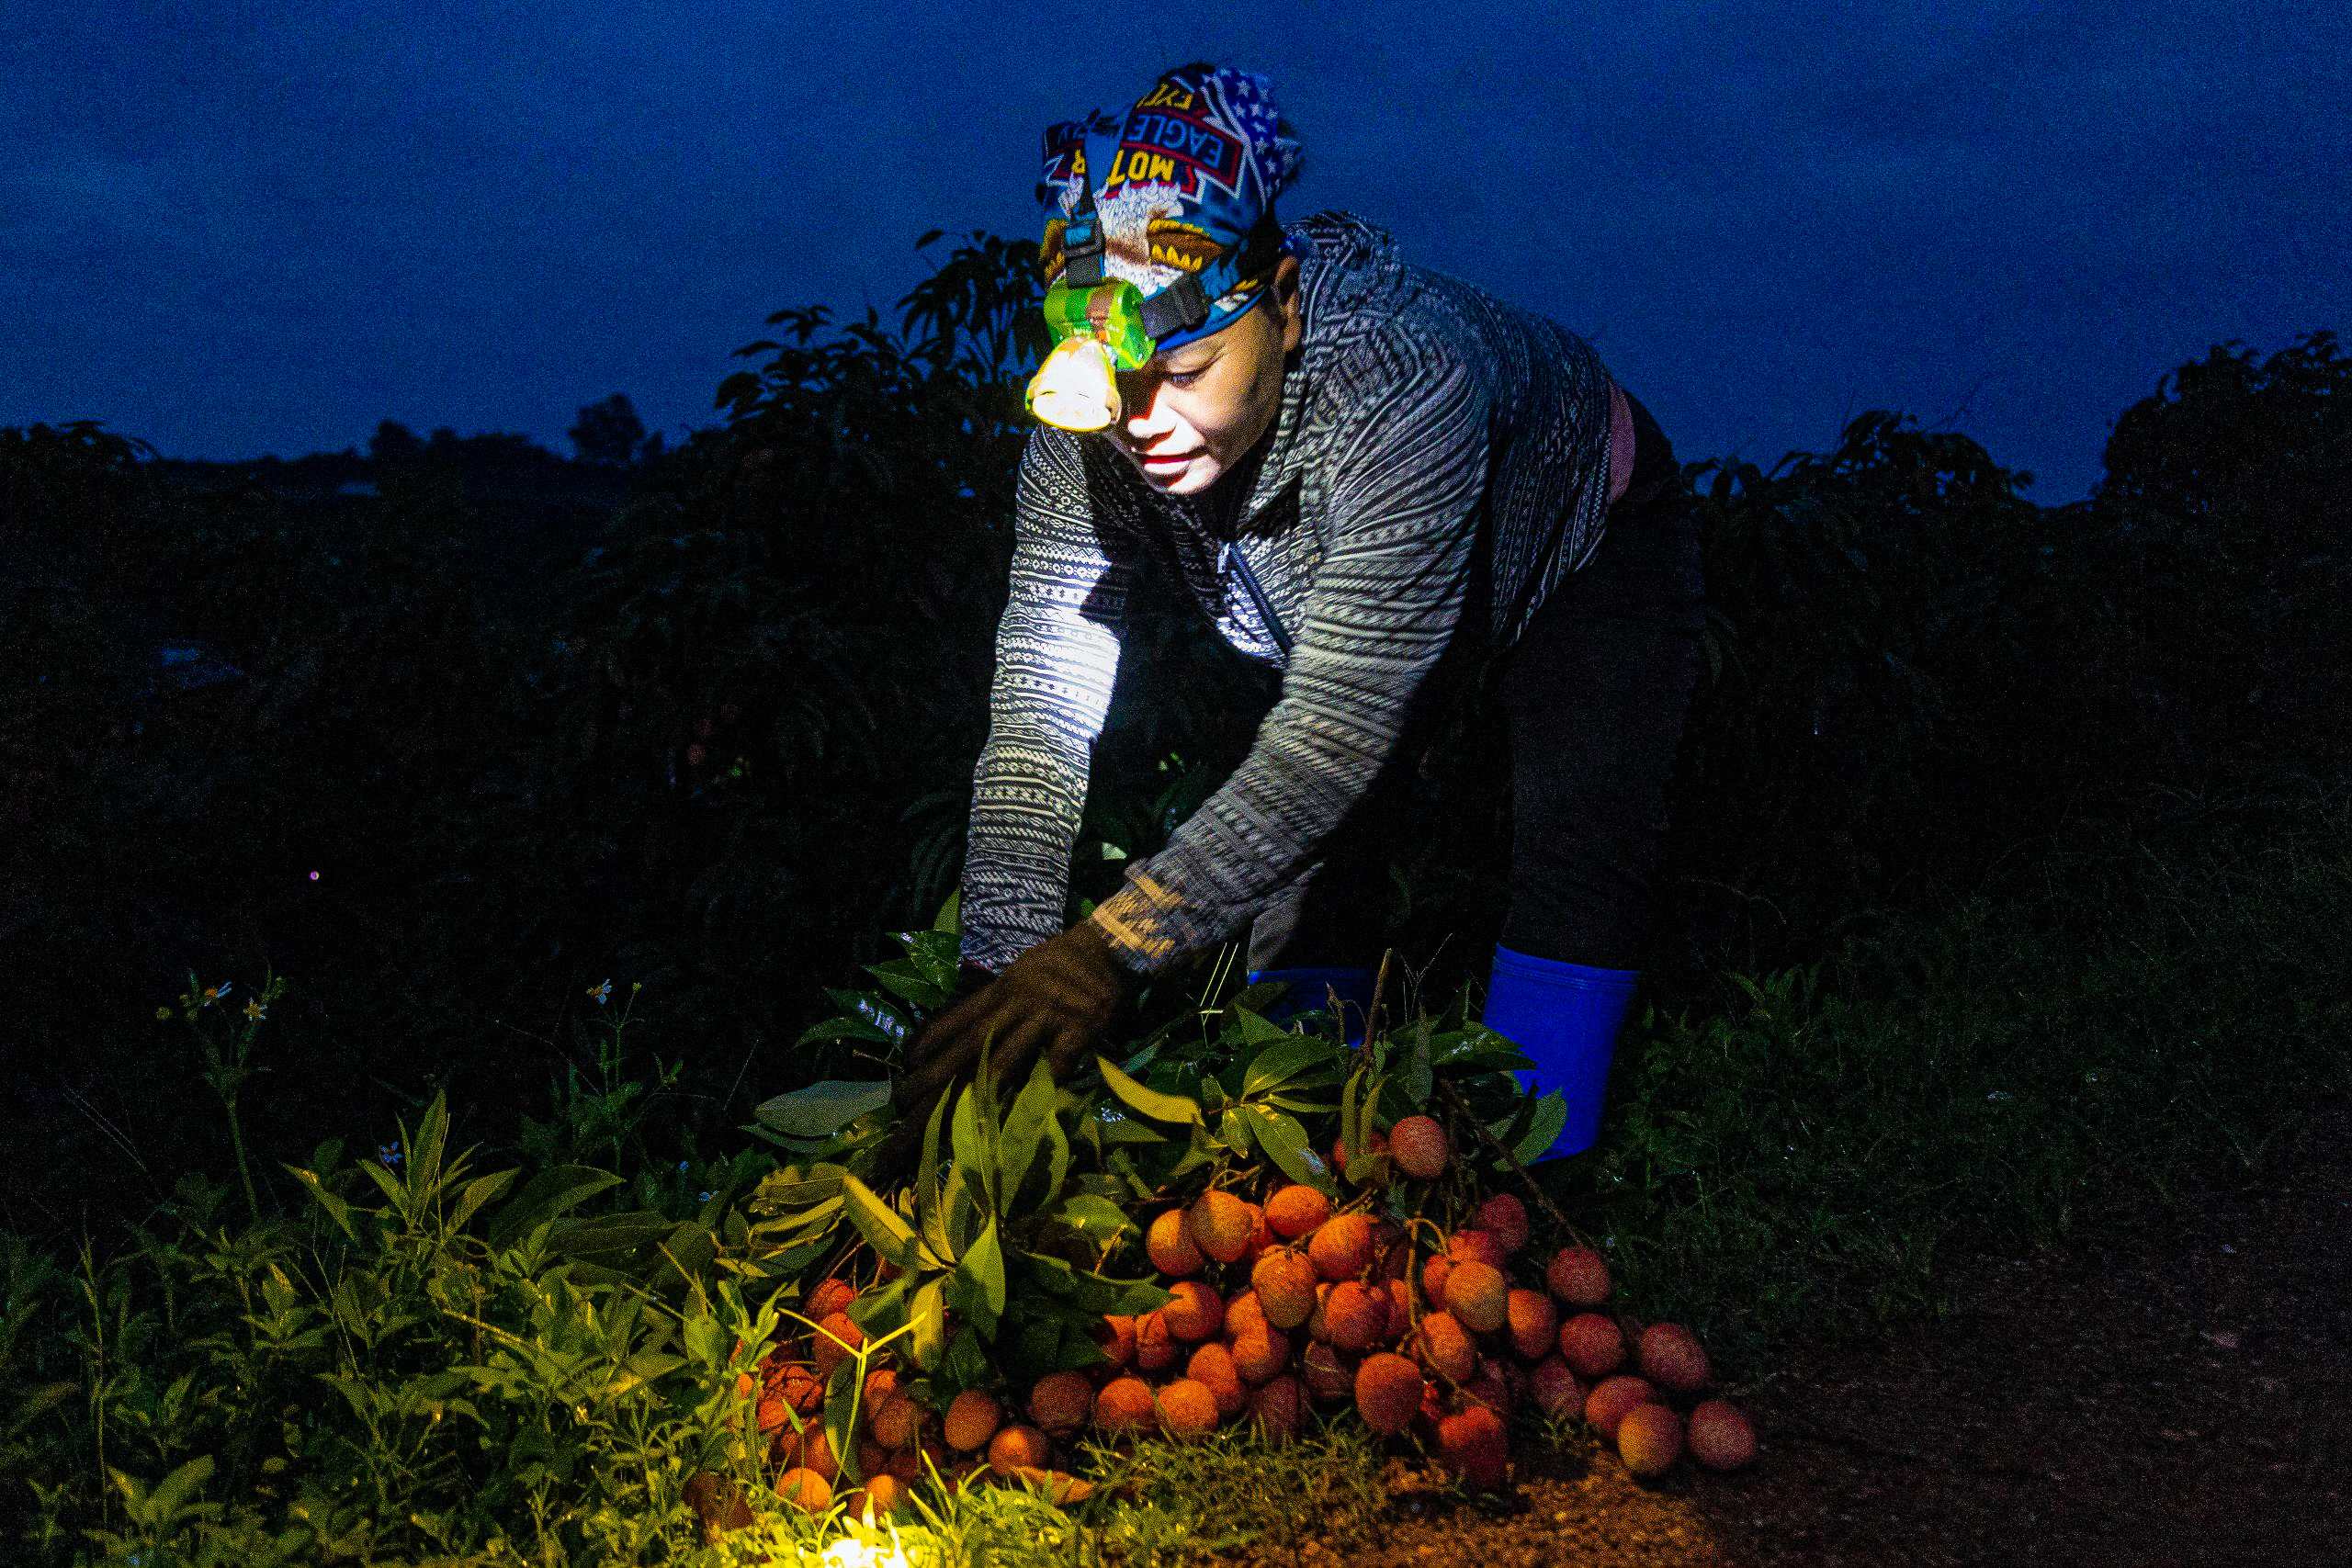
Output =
[{"x1": 1264, "y1": 1105, "x2": 2352, "y2": 1568}]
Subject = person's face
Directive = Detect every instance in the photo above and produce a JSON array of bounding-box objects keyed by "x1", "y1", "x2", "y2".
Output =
[{"x1": 1112, "y1": 254, "x2": 1303, "y2": 496}]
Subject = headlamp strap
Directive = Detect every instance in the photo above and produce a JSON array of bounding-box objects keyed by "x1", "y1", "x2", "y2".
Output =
[{"x1": 1138, "y1": 209, "x2": 1289, "y2": 341}]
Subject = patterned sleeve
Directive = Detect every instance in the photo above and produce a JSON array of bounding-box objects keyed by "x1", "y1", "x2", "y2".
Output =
[
  {"x1": 956, "y1": 429, "x2": 1144, "y2": 972},
  {"x1": 1086, "y1": 349, "x2": 1489, "y2": 974}
]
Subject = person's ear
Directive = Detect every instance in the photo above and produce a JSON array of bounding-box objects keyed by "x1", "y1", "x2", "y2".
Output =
[{"x1": 1272, "y1": 254, "x2": 1304, "y2": 355}]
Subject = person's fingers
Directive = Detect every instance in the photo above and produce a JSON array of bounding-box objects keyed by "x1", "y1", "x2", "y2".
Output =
[{"x1": 1043, "y1": 1019, "x2": 1097, "y2": 1085}]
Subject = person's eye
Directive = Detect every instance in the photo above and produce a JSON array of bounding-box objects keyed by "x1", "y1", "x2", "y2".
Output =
[{"x1": 1164, "y1": 368, "x2": 1203, "y2": 389}]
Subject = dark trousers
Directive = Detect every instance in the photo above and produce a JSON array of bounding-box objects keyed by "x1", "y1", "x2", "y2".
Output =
[{"x1": 1246, "y1": 390, "x2": 1706, "y2": 975}]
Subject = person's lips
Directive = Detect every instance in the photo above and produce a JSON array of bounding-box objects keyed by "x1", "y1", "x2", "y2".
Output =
[{"x1": 1136, "y1": 448, "x2": 1199, "y2": 470}]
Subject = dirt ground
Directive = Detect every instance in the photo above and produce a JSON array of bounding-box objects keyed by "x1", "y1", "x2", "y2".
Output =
[{"x1": 1266, "y1": 1103, "x2": 2352, "y2": 1568}]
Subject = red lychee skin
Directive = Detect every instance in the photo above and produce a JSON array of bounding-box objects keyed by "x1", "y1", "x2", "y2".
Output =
[
  {"x1": 1506, "y1": 1289, "x2": 1559, "y2": 1361},
  {"x1": 1028, "y1": 1371, "x2": 1093, "y2": 1438},
  {"x1": 1422, "y1": 1253, "x2": 1453, "y2": 1305},
  {"x1": 1617, "y1": 1402, "x2": 1685, "y2": 1478},
  {"x1": 1264, "y1": 1183, "x2": 1330, "y2": 1239},
  {"x1": 1413, "y1": 1311, "x2": 1479, "y2": 1385},
  {"x1": 1545, "y1": 1246, "x2": 1612, "y2": 1307},
  {"x1": 1241, "y1": 1202, "x2": 1274, "y2": 1262},
  {"x1": 1332, "y1": 1125, "x2": 1387, "y2": 1176},
  {"x1": 777, "y1": 1467, "x2": 833, "y2": 1514},
  {"x1": 1308, "y1": 1213, "x2": 1376, "y2": 1281},
  {"x1": 806, "y1": 1277, "x2": 857, "y2": 1322},
  {"x1": 1187, "y1": 1190, "x2": 1255, "y2": 1265},
  {"x1": 1301, "y1": 1341, "x2": 1358, "y2": 1404},
  {"x1": 1448, "y1": 1228, "x2": 1510, "y2": 1272},
  {"x1": 1687, "y1": 1399, "x2": 1758, "y2": 1472},
  {"x1": 1250, "y1": 1373, "x2": 1306, "y2": 1442},
  {"x1": 1097, "y1": 1314, "x2": 1138, "y2": 1368},
  {"x1": 870, "y1": 1393, "x2": 922, "y2": 1450},
  {"x1": 1460, "y1": 1359, "x2": 1512, "y2": 1418},
  {"x1": 1636, "y1": 1322, "x2": 1712, "y2": 1397},
  {"x1": 1252, "y1": 1249, "x2": 1320, "y2": 1329},
  {"x1": 987, "y1": 1424, "x2": 1051, "y2": 1479},
  {"x1": 1093, "y1": 1376, "x2": 1157, "y2": 1434},
  {"x1": 1558, "y1": 1312, "x2": 1627, "y2": 1380},
  {"x1": 1223, "y1": 1289, "x2": 1270, "y2": 1342},
  {"x1": 1529, "y1": 1356, "x2": 1584, "y2": 1417},
  {"x1": 943, "y1": 1389, "x2": 1001, "y2": 1453},
  {"x1": 862, "y1": 1367, "x2": 899, "y2": 1412},
  {"x1": 1156, "y1": 1378, "x2": 1221, "y2": 1438},
  {"x1": 1435, "y1": 1406, "x2": 1510, "y2": 1489},
  {"x1": 1147, "y1": 1209, "x2": 1204, "y2": 1277},
  {"x1": 1384, "y1": 1278, "x2": 1416, "y2": 1343},
  {"x1": 1442, "y1": 1259, "x2": 1509, "y2": 1334},
  {"x1": 1388, "y1": 1115, "x2": 1452, "y2": 1180},
  {"x1": 1370, "y1": 1221, "x2": 1411, "y2": 1283},
  {"x1": 1583, "y1": 1375, "x2": 1658, "y2": 1439},
  {"x1": 1319, "y1": 1280, "x2": 1388, "y2": 1352},
  {"x1": 1472, "y1": 1193, "x2": 1531, "y2": 1253},
  {"x1": 1186, "y1": 1341, "x2": 1250, "y2": 1418},
  {"x1": 1230, "y1": 1325, "x2": 1292, "y2": 1384},
  {"x1": 1135, "y1": 1310, "x2": 1178, "y2": 1372},
  {"x1": 1355, "y1": 1351, "x2": 1424, "y2": 1435},
  {"x1": 810, "y1": 1312, "x2": 864, "y2": 1379},
  {"x1": 1162, "y1": 1280, "x2": 1225, "y2": 1342}
]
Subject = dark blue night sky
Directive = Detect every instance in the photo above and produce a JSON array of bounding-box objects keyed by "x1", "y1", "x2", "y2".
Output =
[{"x1": 6, "y1": 1, "x2": 2345, "y2": 503}]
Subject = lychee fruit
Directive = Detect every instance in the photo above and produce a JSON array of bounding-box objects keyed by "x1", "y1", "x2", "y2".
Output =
[
  {"x1": 1545, "y1": 1245, "x2": 1611, "y2": 1307},
  {"x1": 1557, "y1": 1313, "x2": 1626, "y2": 1379},
  {"x1": 1250, "y1": 1373, "x2": 1306, "y2": 1442},
  {"x1": 1461, "y1": 1359, "x2": 1513, "y2": 1418},
  {"x1": 1096, "y1": 1314, "x2": 1137, "y2": 1368},
  {"x1": 1354, "y1": 1352, "x2": 1423, "y2": 1435},
  {"x1": 943, "y1": 1389, "x2": 1001, "y2": 1452},
  {"x1": 1472, "y1": 1193, "x2": 1530, "y2": 1253},
  {"x1": 775, "y1": 1427, "x2": 839, "y2": 1482},
  {"x1": 776, "y1": 1467, "x2": 832, "y2": 1514},
  {"x1": 810, "y1": 1312, "x2": 863, "y2": 1378},
  {"x1": 1687, "y1": 1399, "x2": 1758, "y2": 1472},
  {"x1": 756, "y1": 1394, "x2": 788, "y2": 1435},
  {"x1": 1528, "y1": 1357, "x2": 1583, "y2": 1418},
  {"x1": 1506, "y1": 1289, "x2": 1559, "y2": 1361},
  {"x1": 1186, "y1": 1341, "x2": 1250, "y2": 1418},
  {"x1": 1252, "y1": 1249, "x2": 1320, "y2": 1328},
  {"x1": 1388, "y1": 1115, "x2": 1452, "y2": 1180},
  {"x1": 862, "y1": 1367, "x2": 899, "y2": 1412},
  {"x1": 1093, "y1": 1376, "x2": 1157, "y2": 1434},
  {"x1": 1370, "y1": 1220, "x2": 1411, "y2": 1281},
  {"x1": 870, "y1": 1393, "x2": 922, "y2": 1450},
  {"x1": 1448, "y1": 1229, "x2": 1509, "y2": 1272},
  {"x1": 1242, "y1": 1202, "x2": 1274, "y2": 1260},
  {"x1": 845, "y1": 1471, "x2": 906, "y2": 1520},
  {"x1": 1230, "y1": 1325, "x2": 1292, "y2": 1384},
  {"x1": 1157, "y1": 1378, "x2": 1221, "y2": 1438},
  {"x1": 806, "y1": 1277, "x2": 857, "y2": 1321},
  {"x1": 1147, "y1": 1210, "x2": 1204, "y2": 1276},
  {"x1": 1162, "y1": 1280, "x2": 1224, "y2": 1342},
  {"x1": 1187, "y1": 1190, "x2": 1255, "y2": 1265},
  {"x1": 1421, "y1": 1252, "x2": 1453, "y2": 1304},
  {"x1": 1636, "y1": 1322, "x2": 1711, "y2": 1396},
  {"x1": 1583, "y1": 1374, "x2": 1657, "y2": 1439},
  {"x1": 1434, "y1": 1406, "x2": 1510, "y2": 1489},
  {"x1": 1319, "y1": 1280, "x2": 1388, "y2": 1352},
  {"x1": 1027, "y1": 1370, "x2": 1093, "y2": 1437},
  {"x1": 1413, "y1": 1311, "x2": 1478, "y2": 1384},
  {"x1": 1333, "y1": 1124, "x2": 1387, "y2": 1176},
  {"x1": 1442, "y1": 1259, "x2": 1509, "y2": 1334},
  {"x1": 987, "y1": 1424, "x2": 1050, "y2": 1478},
  {"x1": 1384, "y1": 1277, "x2": 1416, "y2": 1342},
  {"x1": 1224, "y1": 1288, "x2": 1269, "y2": 1341},
  {"x1": 1264, "y1": 1183, "x2": 1330, "y2": 1239},
  {"x1": 1135, "y1": 1310, "x2": 1178, "y2": 1371},
  {"x1": 1301, "y1": 1340, "x2": 1357, "y2": 1404},
  {"x1": 1308, "y1": 1213, "x2": 1375, "y2": 1281},
  {"x1": 1617, "y1": 1402, "x2": 1684, "y2": 1478}
]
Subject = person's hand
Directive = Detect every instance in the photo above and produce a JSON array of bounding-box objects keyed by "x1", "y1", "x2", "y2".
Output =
[{"x1": 896, "y1": 922, "x2": 1137, "y2": 1112}]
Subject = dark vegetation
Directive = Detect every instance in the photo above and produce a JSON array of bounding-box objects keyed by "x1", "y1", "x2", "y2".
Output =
[{"x1": 0, "y1": 225, "x2": 2345, "y2": 1560}]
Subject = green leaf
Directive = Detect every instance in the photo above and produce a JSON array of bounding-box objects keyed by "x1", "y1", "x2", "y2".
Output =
[
  {"x1": 954, "y1": 1217, "x2": 1007, "y2": 1338},
  {"x1": 1087, "y1": 1103, "x2": 1167, "y2": 1145},
  {"x1": 910, "y1": 1276, "x2": 948, "y2": 1372},
  {"x1": 1243, "y1": 1033, "x2": 1336, "y2": 1096},
  {"x1": 449, "y1": 1168, "x2": 519, "y2": 1233},
  {"x1": 840, "y1": 1174, "x2": 922, "y2": 1272},
  {"x1": 754, "y1": 1080, "x2": 893, "y2": 1139},
  {"x1": 824, "y1": 1356, "x2": 864, "y2": 1485},
  {"x1": 1220, "y1": 1106, "x2": 1255, "y2": 1156},
  {"x1": 918, "y1": 1090, "x2": 956, "y2": 1266},
  {"x1": 1241, "y1": 1106, "x2": 1335, "y2": 1191},
  {"x1": 932, "y1": 886, "x2": 961, "y2": 932},
  {"x1": 486, "y1": 1167, "x2": 624, "y2": 1253},
  {"x1": 996, "y1": 1057, "x2": 1058, "y2": 1206},
  {"x1": 1046, "y1": 1193, "x2": 1136, "y2": 1245},
  {"x1": 1097, "y1": 1056, "x2": 1204, "y2": 1125},
  {"x1": 284, "y1": 1165, "x2": 356, "y2": 1242},
  {"x1": 951, "y1": 1082, "x2": 994, "y2": 1210},
  {"x1": 1509, "y1": 1092, "x2": 1571, "y2": 1166}
]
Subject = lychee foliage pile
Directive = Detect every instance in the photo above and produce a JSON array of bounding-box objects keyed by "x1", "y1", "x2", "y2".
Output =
[{"x1": 725, "y1": 928, "x2": 1754, "y2": 1519}]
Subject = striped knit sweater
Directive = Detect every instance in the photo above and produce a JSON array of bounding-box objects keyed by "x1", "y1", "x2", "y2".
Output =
[{"x1": 959, "y1": 210, "x2": 1618, "y2": 978}]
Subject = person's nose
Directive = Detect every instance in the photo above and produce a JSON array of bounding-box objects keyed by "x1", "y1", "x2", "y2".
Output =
[{"x1": 1119, "y1": 373, "x2": 1173, "y2": 443}]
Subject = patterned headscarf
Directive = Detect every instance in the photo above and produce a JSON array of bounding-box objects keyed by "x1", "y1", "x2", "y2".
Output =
[{"x1": 1035, "y1": 63, "x2": 1306, "y2": 354}]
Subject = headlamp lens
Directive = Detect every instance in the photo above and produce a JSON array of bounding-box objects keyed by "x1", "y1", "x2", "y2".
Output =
[{"x1": 1025, "y1": 336, "x2": 1121, "y2": 432}]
